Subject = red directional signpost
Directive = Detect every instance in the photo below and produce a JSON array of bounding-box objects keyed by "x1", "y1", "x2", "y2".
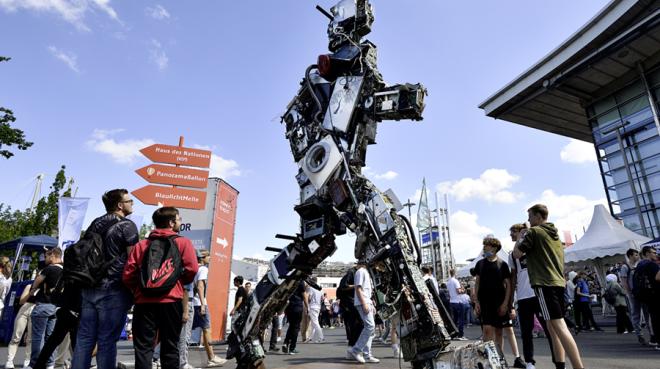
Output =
[{"x1": 133, "y1": 137, "x2": 211, "y2": 210}]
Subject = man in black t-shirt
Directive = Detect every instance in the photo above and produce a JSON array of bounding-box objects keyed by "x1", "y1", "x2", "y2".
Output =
[
  {"x1": 27, "y1": 247, "x2": 63, "y2": 369},
  {"x1": 282, "y1": 280, "x2": 305, "y2": 354},
  {"x1": 474, "y1": 236, "x2": 512, "y2": 357},
  {"x1": 230, "y1": 275, "x2": 248, "y2": 317}
]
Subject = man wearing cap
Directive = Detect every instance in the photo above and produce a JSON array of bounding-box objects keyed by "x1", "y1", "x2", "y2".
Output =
[{"x1": 192, "y1": 250, "x2": 226, "y2": 367}]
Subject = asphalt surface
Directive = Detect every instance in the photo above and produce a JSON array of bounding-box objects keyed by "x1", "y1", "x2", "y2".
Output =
[{"x1": 1, "y1": 317, "x2": 657, "y2": 369}]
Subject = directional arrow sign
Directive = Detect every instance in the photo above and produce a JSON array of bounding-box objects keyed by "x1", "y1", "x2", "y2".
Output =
[
  {"x1": 132, "y1": 185, "x2": 207, "y2": 210},
  {"x1": 140, "y1": 144, "x2": 212, "y2": 168},
  {"x1": 136, "y1": 164, "x2": 209, "y2": 189}
]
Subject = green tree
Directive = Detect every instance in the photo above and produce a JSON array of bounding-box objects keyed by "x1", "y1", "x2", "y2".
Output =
[
  {"x1": 1, "y1": 57, "x2": 33, "y2": 159},
  {"x1": 0, "y1": 165, "x2": 70, "y2": 242}
]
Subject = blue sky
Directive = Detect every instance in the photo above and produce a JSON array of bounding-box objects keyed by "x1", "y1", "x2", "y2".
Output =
[{"x1": 1, "y1": 0, "x2": 610, "y2": 264}]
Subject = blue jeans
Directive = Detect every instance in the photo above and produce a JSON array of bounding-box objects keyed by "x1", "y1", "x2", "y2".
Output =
[
  {"x1": 352, "y1": 304, "x2": 375, "y2": 358},
  {"x1": 71, "y1": 286, "x2": 132, "y2": 369},
  {"x1": 30, "y1": 303, "x2": 57, "y2": 367},
  {"x1": 450, "y1": 303, "x2": 465, "y2": 337}
]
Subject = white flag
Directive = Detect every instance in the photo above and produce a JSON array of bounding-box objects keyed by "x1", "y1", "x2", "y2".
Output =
[
  {"x1": 417, "y1": 178, "x2": 431, "y2": 231},
  {"x1": 58, "y1": 197, "x2": 90, "y2": 249}
]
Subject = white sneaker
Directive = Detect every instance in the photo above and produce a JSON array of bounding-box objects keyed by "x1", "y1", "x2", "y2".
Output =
[
  {"x1": 346, "y1": 349, "x2": 365, "y2": 364},
  {"x1": 5, "y1": 362, "x2": 14, "y2": 369},
  {"x1": 46, "y1": 366, "x2": 54, "y2": 369},
  {"x1": 393, "y1": 348, "x2": 403, "y2": 359},
  {"x1": 365, "y1": 356, "x2": 380, "y2": 363},
  {"x1": 526, "y1": 363, "x2": 535, "y2": 369},
  {"x1": 22, "y1": 361, "x2": 30, "y2": 369},
  {"x1": 207, "y1": 356, "x2": 227, "y2": 367}
]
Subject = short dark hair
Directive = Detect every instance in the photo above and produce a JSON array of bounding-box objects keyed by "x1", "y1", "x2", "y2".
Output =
[
  {"x1": 483, "y1": 236, "x2": 502, "y2": 252},
  {"x1": 641, "y1": 246, "x2": 656, "y2": 257},
  {"x1": 152, "y1": 207, "x2": 179, "y2": 229},
  {"x1": 626, "y1": 248, "x2": 639, "y2": 257},
  {"x1": 421, "y1": 266, "x2": 430, "y2": 274},
  {"x1": 102, "y1": 189, "x2": 128, "y2": 212},
  {"x1": 509, "y1": 223, "x2": 527, "y2": 232},
  {"x1": 234, "y1": 276, "x2": 244, "y2": 285},
  {"x1": 528, "y1": 204, "x2": 549, "y2": 219}
]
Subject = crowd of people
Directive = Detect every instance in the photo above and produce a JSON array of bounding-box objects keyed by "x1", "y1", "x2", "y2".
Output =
[
  {"x1": 2, "y1": 189, "x2": 227, "y2": 369},
  {"x1": 2, "y1": 190, "x2": 659, "y2": 369}
]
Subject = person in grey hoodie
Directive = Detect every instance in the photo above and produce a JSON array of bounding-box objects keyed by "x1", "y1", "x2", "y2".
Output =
[{"x1": 605, "y1": 274, "x2": 633, "y2": 334}]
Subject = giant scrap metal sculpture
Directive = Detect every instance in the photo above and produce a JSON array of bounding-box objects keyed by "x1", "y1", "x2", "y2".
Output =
[{"x1": 227, "y1": 1, "x2": 504, "y2": 368}]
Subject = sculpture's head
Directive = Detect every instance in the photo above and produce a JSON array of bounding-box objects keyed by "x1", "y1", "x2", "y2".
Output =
[{"x1": 325, "y1": 0, "x2": 374, "y2": 52}]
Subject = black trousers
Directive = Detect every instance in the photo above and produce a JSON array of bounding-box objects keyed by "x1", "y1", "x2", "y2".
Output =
[
  {"x1": 575, "y1": 300, "x2": 599, "y2": 330},
  {"x1": 133, "y1": 302, "x2": 183, "y2": 369},
  {"x1": 33, "y1": 309, "x2": 80, "y2": 369},
  {"x1": 341, "y1": 305, "x2": 363, "y2": 347},
  {"x1": 614, "y1": 305, "x2": 633, "y2": 333},
  {"x1": 517, "y1": 297, "x2": 555, "y2": 365},
  {"x1": 269, "y1": 315, "x2": 280, "y2": 349},
  {"x1": 283, "y1": 308, "x2": 302, "y2": 351}
]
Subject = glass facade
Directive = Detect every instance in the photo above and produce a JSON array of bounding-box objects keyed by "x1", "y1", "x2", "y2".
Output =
[{"x1": 588, "y1": 64, "x2": 660, "y2": 237}]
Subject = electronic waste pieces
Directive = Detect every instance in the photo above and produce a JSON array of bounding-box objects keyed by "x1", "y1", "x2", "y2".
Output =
[{"x1": 226, "y1": 2, "x2": 505, "y2": 369}]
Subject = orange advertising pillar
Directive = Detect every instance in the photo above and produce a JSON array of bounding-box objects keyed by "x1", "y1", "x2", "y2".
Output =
[{"x1": 207, "y1": 179, "x2": 239, "y2": 340}]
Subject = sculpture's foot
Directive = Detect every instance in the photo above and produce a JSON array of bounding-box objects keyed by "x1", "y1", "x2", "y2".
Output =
[{"x1": 431, "y1": 341, "x2": 506, "y2": 369}]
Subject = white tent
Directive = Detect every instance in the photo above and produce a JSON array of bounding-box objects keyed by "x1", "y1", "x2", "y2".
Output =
[
  {"x1": 456, "y1": 248, "x2": 511, "y2": 279},
  {"x1": 565, "y1": 204, "x2": 650, "y2": 264}
]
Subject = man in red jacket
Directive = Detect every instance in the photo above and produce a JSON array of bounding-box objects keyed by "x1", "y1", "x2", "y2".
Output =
[{"x1": 123, "y1": 207, "x2": 198, "y2": 369}]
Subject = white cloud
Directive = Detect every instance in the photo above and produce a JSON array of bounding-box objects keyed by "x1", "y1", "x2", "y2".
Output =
[
  {"x1": 145, "y1": 4, "x2": 170, "y2": 20},
  {"x1": 450, "y1": 211, "x2": 493, "y2": 264},
  {"x1": 86, "y1": 129, "x2": 155, "y2": 164},
  {"x1": 560, "y1": 139, "x2": 597, "y2": 164},
  {"x1": 193, "y1": 145, "x2": 241, "y2": 179},
  {"x1": 363, "y1": 167, "x2": 398, "y2": 181},
  {"x1": 149, "y1": 39, "x2": 169, "y2": 71},
  {"x1": 436, "y1": 168, "x2": 523, "y2": 203},
  {"x1": 527, "y1": 190, "x2": 607, "y2": 242},
  {"x1": 47, "y1": 46, "x2": 79, "y2": 73},
  {"x1": 0, "y1": 0, "x2": 120, "y2": 31}
]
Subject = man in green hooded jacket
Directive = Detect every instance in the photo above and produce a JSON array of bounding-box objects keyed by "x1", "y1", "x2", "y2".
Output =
[{"x1": 513, "y1": 204, "x2": 585, "y2": 369}]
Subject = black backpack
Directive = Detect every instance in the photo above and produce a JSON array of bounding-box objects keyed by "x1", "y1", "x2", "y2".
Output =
[
  {"x1": 603, "y1": 285, "x2": 617, "y2": 305},
  {"x1": 632, "y1": 263, "x2": 656, "y2": 303},
  {"x1": 63, "y1": 219, "x2": 121, "y2": 287},
  {"x1": 139, "y1": 235, "x2": 183, "y2": 297}
]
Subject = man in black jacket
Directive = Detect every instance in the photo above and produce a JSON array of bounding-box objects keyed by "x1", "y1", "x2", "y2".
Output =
[{"x1": 71, "y1": 189, "x2": 139, "y2": 369}]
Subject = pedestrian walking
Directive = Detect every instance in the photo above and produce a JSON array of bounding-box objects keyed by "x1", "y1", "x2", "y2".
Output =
[
  {"x1": 513, "y1": 204, "x2": 585, "y2": 369},
  {"x1": 122, "y1": 207, "x2": 199, "y2": 369},
  {"x1": 178, "y1": 282, "x2": 195, "y2": 369},
  {"x1": 509, "y1": 223, "x2": 555, "y2": 369},
  {"x1": 574, "y1": 271, "x2": 602, "y2": 332},
  {"x1": 474, "y1": 236, "x2": 512, "y2": 361},
  {"x1": 305, "y1": 277, "x2": 324, "y2": 343},
  {"x1": 229, "y1": 276, "x2": 247, "y2": 318},
  {"x1": 619, "y1": 248, "x2": 655, "y2": 345},
  {"x1": 71, "y1": 188, "x2": 139, "y2": 369},
  {"x1": 192, "y1": 250, "x2": 226, "y2": 367},
  {"x1": 346, "y1": 260, "x2": 379, "y2": 364},
  {"x1": 604, "y1": 274, "x2": 633, "y2": 334},
  {"x1": 26, "y1": 247, "x2": 64, "y2": 369},
  {"x1": 337, "y1": 266, "x2": 362, "y2": 347},
  {"x1": 633, "y1": 245, "x2": 660, "y2": 350},
  {"x1": 447, "y1": 269, "x2": 467, "y2": 340},
  {"x1": 282, "y1": 280, "x2": 305, "y2": 354},
  {"x1": 5, "y1": 285, "x2": 35, "y2": 369}
]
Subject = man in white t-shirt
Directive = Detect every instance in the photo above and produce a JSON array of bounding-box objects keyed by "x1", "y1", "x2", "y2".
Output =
[
  {"x1": 347, "y1": 260, "x2": 379, "y2": 364},
  {"x1": 447, "y1": 269, "x2": 467, "y2": 339},
  {"x1": 192, "y1": 250, "x2": 225, "y2": 367},
  {"x1": 306, "y1": 277, "x2": 324, "y2": 343},
  {"x1": 422, "y1": 266, "x2": 439, "y2": 294},
  {"x1": 509, "y1": 223, "x2": 554, "y2": 369}
]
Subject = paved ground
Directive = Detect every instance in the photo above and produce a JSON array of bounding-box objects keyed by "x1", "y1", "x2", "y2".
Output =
[{"x1": 2, "y1": 318, "x2": 658, "y2": 369}]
